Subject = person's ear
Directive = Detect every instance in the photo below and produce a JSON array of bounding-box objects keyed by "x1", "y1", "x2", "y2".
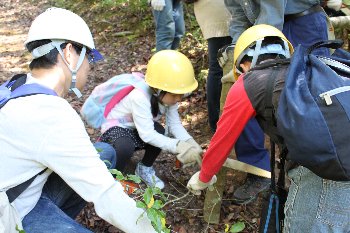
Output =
[
  {"x1": 63, "y1": 43, "x2": 74, "y2": 66},
  {"x1": 239, "y1": 61, "x2": 251, "y2": 73}
]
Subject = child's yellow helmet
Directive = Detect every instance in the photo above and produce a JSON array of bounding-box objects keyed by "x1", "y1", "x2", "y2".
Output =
[
  {"x1": 233, "y1": 24, "x2": 294, "y2": 81},
  {"x1": 145, "y1": 50, "x2": 198, "y2": 94}
]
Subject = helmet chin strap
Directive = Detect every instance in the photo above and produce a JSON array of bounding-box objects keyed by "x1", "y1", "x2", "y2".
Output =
[
  {"x1": 51, "y1": 40, "x2": 86, "y2": 98},
  {"x1": 154, "y1": 89, "x2": 168, "y2": 106},
  {"x1": 250, "y1": 39, "x2": 263, "y2": 68},
  {"x1": 31, "y1": 39, "x2": 86, "y2": 98}
]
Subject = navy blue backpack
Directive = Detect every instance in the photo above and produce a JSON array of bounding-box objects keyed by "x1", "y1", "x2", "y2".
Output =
[
  {"x1": 277, "y1": 40, "x2": 350, "y2": 181},
  {"x1": 0, "y1": 74, "x2": 56, "y2": 202}
]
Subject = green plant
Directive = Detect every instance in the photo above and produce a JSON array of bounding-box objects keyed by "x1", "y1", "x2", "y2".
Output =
[
  {"x1": 16, "y1": 225, "x2": 25, "y2": 233},
  {"x1": 197, "y1": 69, "x2": 208, "y2": 89},
  {"x1": 225, "y1": 221, "x2": 246, "y2": 233},
  {"x1": 109, "y1": 169, "x2": 170, "y2": 233}
]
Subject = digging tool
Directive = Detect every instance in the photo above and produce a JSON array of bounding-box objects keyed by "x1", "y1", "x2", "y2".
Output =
[{"x1": 223, "y1": 158, "x2": 271, "y2": 178}]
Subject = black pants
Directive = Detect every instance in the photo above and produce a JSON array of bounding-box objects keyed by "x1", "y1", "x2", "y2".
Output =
[
  {"x1": 206, "y1": 36, "x2": 232, "y2": 132},
  {"x1": 101, "y1": 122, "x2": 165, "y2": 171}
]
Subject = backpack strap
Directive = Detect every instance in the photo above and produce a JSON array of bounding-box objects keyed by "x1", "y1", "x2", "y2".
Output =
[
  {"x1": 267, "y1": 141, "x2": 287, "y2": 233},
  {"x1": 103, "y1": 73, "x2": 151, "y2": 118},
  {"x1": 249, "y1": 58, "x2": 290, "y2": 72},
  {"x1": 248, "y1": 59, "x2": 290, "y2": 145},
  {"x1": 6, "y1": 74, "x2": 27, "y2": 90},
  {"x1": 0, "y1": 74, "x2": 57, "y2": 108},
  {"x1": 260, "y1": 62, "x2": 289, "y2": 232},
  {"x1": 264, "y1": 67, "x2": 286, "y2": 188},
  {"x1": 1, "y1": 74, "x2": 56, "y2": 203},
  {"x1": 6, "y1": 168, "x2": 48, "y2": 203},
  {"x1": 260, "y1": 66, "x2": 286, "y2": 145},
  {"x1": 104, "y1": 85, "x2": 134, "y2": 117},
  {"x1": 306, "y1": 39, "x2": 343, "y2": 55}
]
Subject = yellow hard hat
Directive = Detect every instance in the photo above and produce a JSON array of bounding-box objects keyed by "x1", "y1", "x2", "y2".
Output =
[
  {"x1": 145, "y1": 50, "x2": 198, "y2": 94},
  {"x1": 233, "y1": 24, "x2": 294, "y2": 80}
]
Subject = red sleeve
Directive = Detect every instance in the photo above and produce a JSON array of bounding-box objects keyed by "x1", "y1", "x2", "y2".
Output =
[{"x1": 199, "y1": 77, "x2": 256, "y2": 182}]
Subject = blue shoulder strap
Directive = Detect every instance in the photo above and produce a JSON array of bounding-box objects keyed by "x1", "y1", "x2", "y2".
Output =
[{"x1": 0, "y1": 75, "x2": 57, "y2": 108}]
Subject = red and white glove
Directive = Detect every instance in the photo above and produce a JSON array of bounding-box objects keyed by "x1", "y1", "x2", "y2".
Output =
[{"x1": 150, "y1": 0, "x2": 165, "y2": 11}]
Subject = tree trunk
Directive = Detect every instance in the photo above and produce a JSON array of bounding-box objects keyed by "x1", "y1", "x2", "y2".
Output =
[{"x1": 203, "y1": 81, "x2": 235, "y2": 223}]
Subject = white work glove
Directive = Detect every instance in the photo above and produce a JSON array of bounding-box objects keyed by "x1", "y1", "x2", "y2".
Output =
[
  {"x1": 187, "y1": 171, "x2": 217, "y2": 195},
  {"x1": 150, "y1": 0, "x2": 165, "y2": 11},
  {"x1": 186, "y1": 138, "x2": 203, "y2": 154},
  {"x1": 176, "y1": 140, "x2": 202, "y2": 167},
  {"x1": 217, "y1": 44, "x2": 235, "y2": 84},
  {"x1": 327, "y1": 0, "x2": 342, "y2": 11}
]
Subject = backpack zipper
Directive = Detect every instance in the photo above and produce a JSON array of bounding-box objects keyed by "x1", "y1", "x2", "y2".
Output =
[{"x1": 319, "y1": 86, "x2": 350, "y2": 105}]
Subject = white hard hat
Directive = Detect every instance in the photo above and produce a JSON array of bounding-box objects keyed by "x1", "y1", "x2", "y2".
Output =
[
  {"x1": 24, "y1": 7, "x2": 95, "y2": 49},
  {"x1": 25, "y1": 7, "x2": 103, "y2": 98}
]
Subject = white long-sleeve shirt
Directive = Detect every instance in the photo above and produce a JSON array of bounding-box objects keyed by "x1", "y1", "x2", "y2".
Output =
[
  {"x1": 0, "y1": 78, "x2": 156, "y2": 233},
  {"x1": 102, "y1": 88, "x2": 192, "y2": 153}
]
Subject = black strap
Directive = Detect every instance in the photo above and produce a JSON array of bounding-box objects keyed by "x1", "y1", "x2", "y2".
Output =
[
  {"x1": 307, "y1": 39, "x2": 343, "y2": 55},
  {"x1": 8, "y1": 74, "x2": 27, "y2": 91},
  {"x1": 6, "y1": 168, "x2": 48, "y2": 203},
  {"x1": 261, "y1": 65, "x2": 287, "y2": 192},
  {"x1": 269, "y1": 142, "x2": 287, "y2": 194},
  {"x1": 277, "y1": 147, "x2": 288, "y2": 189},
  {"x1": 284, "y1": 4, "x2": 324, "y2": 22},
  {"x1": 270, "y1": 140, "x2": 277, "y2": 192},
  {"x1": 250, "y1": 58, "x2": 290, "y2": 72},
  {"x1": 261, "y1": 66, "x2": 285, "y2": 144},
  {"x1": 263, "y1": 68, "x2": 277, "y2": 129}
]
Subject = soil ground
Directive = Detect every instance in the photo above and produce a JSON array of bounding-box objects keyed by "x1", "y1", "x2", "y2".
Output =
[{"x1": 0, "y1": 1, "x2": 265, "y2": 232}]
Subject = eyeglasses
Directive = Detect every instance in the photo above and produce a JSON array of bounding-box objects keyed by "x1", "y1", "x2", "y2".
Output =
[
  {"x1": 72, "y1": 42, "x2": 103, "y2": 64},
  {"x1": 72, "y1": 43, "x2": 93, "y2": 64},
  {"x1": 86, "y1": 49, "x2": 94, "y2": 64}
]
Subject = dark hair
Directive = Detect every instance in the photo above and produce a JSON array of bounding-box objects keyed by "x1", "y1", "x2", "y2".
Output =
[
  {"x1": 150, "y1": 95, "x2": 160, "y2": 118},
  {"x1": 150, "y1": 90, "x2": 166, "y2": 117},
  {"x1": 26, "y1": 40, "x2": 82, "y2": 70}
]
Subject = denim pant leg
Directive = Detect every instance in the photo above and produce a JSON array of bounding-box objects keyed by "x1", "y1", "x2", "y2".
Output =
[
  {"x1": 283, "y1": 11, "x2": 329, "y2": 56},
  {"x1": 94, "y1": 141, "x2": 117, "y2": 169},
  {"x1": 206, "y1": 36, "x2": 232, "y2": 132},
  {"x1": 235, "y1": 118, "x2": 271, "y2": 171},
  {"x1": 284, "y1": 166, "x2": 350, "y2": 233},
  {"x1": 153, "y1": 0, "x2": 182, "y2": 51},
  {"x1": 171, "y1": 0, "x2": 185, "y2": 50},
  {"x1": 22, "y1": 143, "x2": 116, "y2": 232},
  {"x1": 22, "y1": 173, "x2": 92, "y2": 233}
]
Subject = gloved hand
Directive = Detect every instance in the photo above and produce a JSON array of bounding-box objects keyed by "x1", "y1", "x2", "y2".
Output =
[
  {"x1": 327, "y1": 0, "x2": 342, "y2": 11},
  {"x1": 176, "y1": 140, "x2": 202, "y2": 167},
  {"x1": 186, "y1": 138, "x2": 203, "y2": 154},
  {"x1": 217, "y1": 43, "x2": 236, "y2": 84},
  {"x1": 149, "y1": 0, "x2": 166, "y2": 11},
  {"x1": 187, "y1": 171, "x2": 217, "y2": 195}
]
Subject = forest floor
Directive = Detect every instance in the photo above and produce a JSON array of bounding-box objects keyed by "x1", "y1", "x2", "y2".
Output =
[{"x1": 0, "y1": 0, "x2": 265, "y2": 232}]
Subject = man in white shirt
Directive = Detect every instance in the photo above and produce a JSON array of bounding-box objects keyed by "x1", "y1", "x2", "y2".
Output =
[{"x1": 0, "y1": 7, "x2": 156, "y2": 233}]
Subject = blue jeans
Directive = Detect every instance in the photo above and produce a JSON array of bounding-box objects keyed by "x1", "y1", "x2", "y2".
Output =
[
  {"x1": 284, "y1": 166, "x2": 350, "y2": 233},
  {"x1": 283, "y1": 11, "x2": 329, "y2": 56},
  {"x1": 235, "y1": 118, "x2": 271, "y2": 171},
  {"x1": 152, "y1": 0, "x2": 185, "y2": 51},
  {"x1": 22, "y1": 142, "x2": 116, "y2": 233},
  {"x1": 94, "y1": 141, "x2": 117, "y2": 169},
  {"x1": 207, "y1": 36, "x2": 232, "y2": 132}
]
